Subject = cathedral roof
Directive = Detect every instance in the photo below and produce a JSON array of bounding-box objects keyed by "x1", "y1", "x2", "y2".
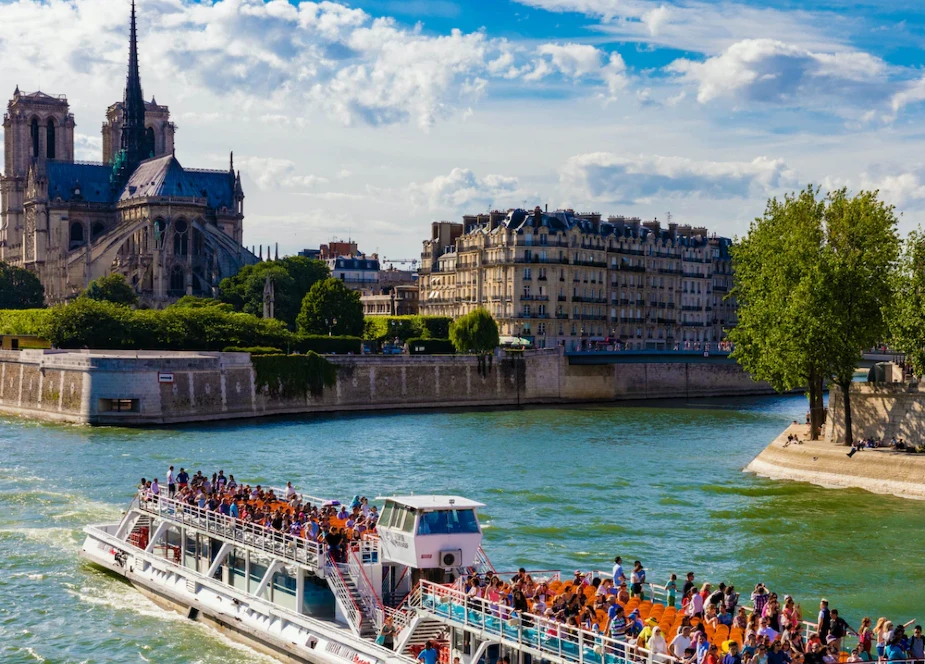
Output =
[
  {"x1": 120, "y1": 153, "x2": 207, "y2": 201},
  {"x1": 186, "y1": 170, "x2": 236, "y2": 210},
  {"x1": 46, "y1": 162, "x2": 113, "y2": 203}
]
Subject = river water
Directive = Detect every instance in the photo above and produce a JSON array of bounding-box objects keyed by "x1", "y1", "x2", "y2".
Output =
[{"x1": 1, "y1": 395, "x2": 922, "y2": 663}]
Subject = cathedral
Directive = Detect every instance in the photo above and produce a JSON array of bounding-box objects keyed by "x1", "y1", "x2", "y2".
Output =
[{"x1": 0, "y1": 2, "x2": 256, "y2": 305}]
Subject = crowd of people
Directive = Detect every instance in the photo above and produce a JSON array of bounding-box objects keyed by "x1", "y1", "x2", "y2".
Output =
[
  {"x1": 452, "y1": 557, "x2": 920, "y2": 664},
  {"x1": 137, "y1": 467, "x2": 378, "y2": 561},
  {"x1": 846, "y1": 438, "x2": 921, "y2": 457}
]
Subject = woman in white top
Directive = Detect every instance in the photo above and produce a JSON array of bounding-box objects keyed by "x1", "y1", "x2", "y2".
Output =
[{"x1": 647, "y1": 626, "x2": 669, "y2": 664}]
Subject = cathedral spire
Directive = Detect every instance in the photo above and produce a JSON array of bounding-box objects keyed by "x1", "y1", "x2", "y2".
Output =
[{"x1": 119, "y1": 0, "x2": 147, "y2": 175}]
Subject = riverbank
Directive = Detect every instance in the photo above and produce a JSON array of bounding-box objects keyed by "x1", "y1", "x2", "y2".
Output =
[
  {"x1": 0, "y1": 347, "x2": 779, "y2": 425},
  {"x1": 745, "y1": 424, "x2": 925, "y2": 500}
]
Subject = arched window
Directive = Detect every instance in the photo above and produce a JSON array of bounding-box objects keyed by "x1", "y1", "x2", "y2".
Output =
[
  {"x1": 169, "y1": 265, "x2": 185, "y2": 294},
  {"x1": 144, "y1": 127, "x2": 155, "y2": 158},
  {"x1": 69, "y1": 222, "x2": 84, "y2": 249},
  {"x1": 173, "y1": 219, "x2": 188, "y2": 256},
  {"x1": 46, "y1": 119, "x2": 56, "y2": 160},
  {"x1": 91, "y1": 222, "x2": 105, "y2": 241},
  {"x1": 153, "y1": 219, "x2": 166, "y2": 249},
  {"x1": 30, "y1": 118, "x2": 40, "y2": 158}
]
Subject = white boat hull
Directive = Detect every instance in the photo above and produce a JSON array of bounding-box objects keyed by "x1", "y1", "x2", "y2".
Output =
[{"x1": 79, "y1": 524, "x2": 398, "y2": 664}]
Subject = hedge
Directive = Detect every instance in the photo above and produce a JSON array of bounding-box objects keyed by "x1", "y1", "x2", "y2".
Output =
[
  {"x1": 292, "y1": 334, "x2": 362, "y2": 355},
  {"x1": 223, "y1": 346, "x2": 284, "y2": 356},
  {"x1": 35, "y1": 298, "x2": 291, "y2": 350},
  {"x1": 363, "y1": 315, "x2": 452, "y2": 342},
  {"x1": 406, "y1": 338, "x2": 456, "y2": 355},
  {"x1": 0, "y1": 309, "x2": 51, "y2": 335}
]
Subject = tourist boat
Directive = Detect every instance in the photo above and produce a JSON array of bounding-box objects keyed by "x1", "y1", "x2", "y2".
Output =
[{"x1": 79, "y1": 491, "x2": 687, "y2": 664}]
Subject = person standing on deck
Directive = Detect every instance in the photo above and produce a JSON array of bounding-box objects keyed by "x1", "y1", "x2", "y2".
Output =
[
  {"x1": 631, "y1": 561, "x2": 647, "y2": 599},
  {"x1": 166, "y1": 466, "x2": 176, "y2": 498},
  {"x1": 418, "y1": 641, "x2": 439, "y2": 664},
  {"x1": 818, "y1": 600, "x2": 832, "y2": 642},
  {"x1": 829, "y1": 609, "x2": 858, "y2": 652},
  {"x1": 613, "y1": 556, "x2": 626, "y2": 584}
]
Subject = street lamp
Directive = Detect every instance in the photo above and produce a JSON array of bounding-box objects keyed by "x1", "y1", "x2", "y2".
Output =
[{"x1": 325, "y1": 317, "x2": 338, "y2": 336}]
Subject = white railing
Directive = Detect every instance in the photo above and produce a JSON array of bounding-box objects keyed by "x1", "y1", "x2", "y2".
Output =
[
  {"x1": 137, "y1": 493, "x2": 325, "y2": 571},
  {"x1": 351, "y1": 536, "x2": 381, "y2": 565},
  {"x1": 347, "y1": 547, "x2": 385, "y2": 631},
  {"x1": 326, "y1": 555, "x2": 365, "y2": 635},
  {"x1": 413, "y1": 580, "x2": 676, "y2": 664}
]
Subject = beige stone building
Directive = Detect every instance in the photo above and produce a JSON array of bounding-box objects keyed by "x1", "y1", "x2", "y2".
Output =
[
  {"x1": 0, "y1": 3, "x2": 254, "y2": 306},
  {"x1": 419, "y1": 207, "x2": 737, "y2": 350}
]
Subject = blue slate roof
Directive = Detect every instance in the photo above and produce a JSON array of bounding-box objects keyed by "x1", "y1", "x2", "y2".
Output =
[
  {"x1": 46, "y1": 162, "x2": 113, "y2": 203},
  {"x1": 186, "y1": 169, "x2": 235, "y2": 209},
  {"x1": 119, "y1": 154, "x2": 203, "y2": 201}
]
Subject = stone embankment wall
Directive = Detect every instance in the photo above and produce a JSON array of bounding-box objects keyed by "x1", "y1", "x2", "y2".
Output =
[
  {"x1": 825, "y1": 383, "x2": 925, "y2": 446},
  {"x1": 0, "y1": 348, "x2": 776, "y2": 426},
  {"x1": 746, "y1": 424, "x2": 925, "y2": 500}
]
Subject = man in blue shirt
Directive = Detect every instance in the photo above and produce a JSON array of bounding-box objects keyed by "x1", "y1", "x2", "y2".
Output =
[{"x1": 418, "y1": 641, "x2": 439, "y2": 664}]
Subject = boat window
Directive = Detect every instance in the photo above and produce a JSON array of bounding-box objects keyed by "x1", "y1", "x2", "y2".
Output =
[
  {"x1": 388, "y1": 505, "x2": 406, "y2": 529},
  {"x1": 379, "y1": 502, "x2": 393, "y2": 527},
  {"x1": 417, "y1": 509, "x2": 480, "y2": 535},
  {"x1": 401, "y1": 508, "x2": 417, "y2": 533}
]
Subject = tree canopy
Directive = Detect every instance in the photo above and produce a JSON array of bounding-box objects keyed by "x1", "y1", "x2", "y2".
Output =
[
  {"x1": 0, "y1": 262, "x2": 45, "y2": 309},
  {"x1": 82, "y1": 274, "x2": 138, "y2": 307},
  {"x1": 219, "y1": 256, "x2": 329, "y2": 328},
  {"x1": 890, "y1": 230, "x2": 925, "y2": 376},
  {"x1": 729, "y1": 186, "x2": 899, "y2": 443},
  {"x1": 449, "y1": 308, "x2": 499, "y2": 353},
  {"x1": 296, "y1": 278, "x2": 365, "y2": 336}
]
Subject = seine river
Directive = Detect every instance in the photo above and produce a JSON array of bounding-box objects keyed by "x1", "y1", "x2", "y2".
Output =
[{"x1": 2, "y1": 395, "x2": 922, "y2": 663}]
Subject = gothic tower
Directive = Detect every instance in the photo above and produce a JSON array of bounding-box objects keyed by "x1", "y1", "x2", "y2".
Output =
[{"x1": 115, "y1": 0, "x2": 147, "y2": 180}]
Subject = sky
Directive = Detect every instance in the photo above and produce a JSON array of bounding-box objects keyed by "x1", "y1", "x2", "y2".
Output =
[{"x1": 1, "y1": 0, "x2": 925, "y2": 262}]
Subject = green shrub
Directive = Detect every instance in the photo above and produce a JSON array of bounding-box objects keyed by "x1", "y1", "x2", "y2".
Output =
[
  {"x1": 292, "y1": 334, "x2": 362, "y2": 355},
  {"x1": 0, "y1": 309, "x2": 51, "y2": 335},
  {"x1": 450, "y1": 308, "x2": 499, "y2": 353},
  {"x1": 38, "y1": 299, "x2": 292, "y2": 350},
  {"x1": 222, "y1": 346, "x2": 283, "y2": 355},
  {"x1": 406, "y1": 338, "x2": 456, "y2": 354},
  {"x1": 363, "y1": 315, "x2": 452, "y2": 342},
  {"x1": 252, "y1": 352, "x2": 337, "y2": 398}
]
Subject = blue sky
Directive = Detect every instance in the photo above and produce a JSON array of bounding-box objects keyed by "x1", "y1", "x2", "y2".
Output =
[{"x1": 2, "y1": 0, "x2": 925, "y2": 258}]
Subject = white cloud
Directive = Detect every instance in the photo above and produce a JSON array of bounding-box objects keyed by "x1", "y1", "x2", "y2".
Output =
[
  {"x1": 524, "y1": 43, "x2": 628, "y2": 98},
  {"x1": 860, "y1": 167, "x2": 925, "y2": 209},
  {"x1": 667, "y1": 38, "x2": 887, "y2": 107},
  {"x1": 408, "y1": 167, "x2": 523, "y2": 211},
  {"x1": 559, "y1": 152, "x2": 797, "y2": 204},
  {"x1": 891, "y1": 76, "x2": 925, "y2": 116},
  {"x1": 512, "y1": 0, "x2": 850, "y2": 55},
  {"x1": 235, "y1": 156, "x2": 328, "y2": 190}
]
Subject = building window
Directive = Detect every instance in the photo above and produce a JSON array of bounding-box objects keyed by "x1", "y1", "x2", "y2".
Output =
[
  {"x1": 523, "y1": 267, "x2": 532, "y2": 279},
  {"x1": 523, "y1": 304, "x2": 531, "y2": 316},
  {"x1": 46, "y1": 119, "x2": 56, "y2": 160},
  {"x1": 30, "y1": 118, "x2": 39, "y2": 158},
  {"x1": 538, "y1": 323, "x2": 546, "y2": 335}
]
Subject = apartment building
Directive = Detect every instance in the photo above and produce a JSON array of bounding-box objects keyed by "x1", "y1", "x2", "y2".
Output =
[{"x1": 419, "y1": 207, "x2": 737, "y2": 351}]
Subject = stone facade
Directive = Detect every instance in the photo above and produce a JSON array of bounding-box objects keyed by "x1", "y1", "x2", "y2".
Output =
[
  {"x1": 0, "y1": 6, "x2": 254, "y2": 306},
  {"x1": 826, "y1": 383, "x2": 925, "y2": 446},
  {"x1": 419, "y1": 209, "x2": 737, "y2": 351},
  {"x1": 0, "y1": 348, "x2": 775, "y2": 426}
]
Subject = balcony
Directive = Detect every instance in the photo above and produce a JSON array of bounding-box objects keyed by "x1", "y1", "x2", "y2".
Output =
[
  {"x1": 681, "y1": 305, "x2": 701, "y2": 311},
  {"x1": 555, "y1": 313, "x2": 569, "y2": 319},
  {"x1": 619, "y1": 264, "x2": 646, "y2": 273},
  {"x1": 657, "y1": 317, "x2": 675, "y2": 325},
  {"x1": 620, "y1": 317, "x2": 645, "y2": 324},
  {"x1": 714, "y1": 284, "x2": 728, "y2": 292},
  {"x1": 521, "y1": 294, "x2": 535, "y2": 300},
  {"x1": 535, "y1": 295, "x2": 549, "y2": 301},
  {"x1": 659, "y1": 268, "x2": 683, "y2": 275},
  {"x1": 557, "y1": 295, "x2": 567, "y2": 301}
]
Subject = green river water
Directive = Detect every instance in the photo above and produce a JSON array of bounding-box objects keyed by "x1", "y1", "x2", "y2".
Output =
[{"x1": 1, "y1": 394, "x2": 922, "y2": 663}]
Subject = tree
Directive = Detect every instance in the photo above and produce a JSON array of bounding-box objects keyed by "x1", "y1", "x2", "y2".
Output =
[
  {"x1": 449, "y1": 308, "x2": 500, "y2": 353},
  {"x1": 218, "y1": 257, "x2": 329, "y2": 328},
  {"x1": 823, "y1": 189, "x2": 899, "y2": 446},
  {"x1": 296, "y1": 278, "x2": 364, "y2": 336},
  {"x1": 891, "y1": 230, "x2": 925, "y2": 376},
  {"x1": 168, "y1": 295, "x2": 235, "y2": 312},
  {"x1": 0, "y1": 262, "x2": 45, "y2": 309},
  {"x1": 82, "y1": 274, "x2": 138, "y2": 306},
  {"x1": 730, "y1": 186, "x2": 899, "y2": 442}
]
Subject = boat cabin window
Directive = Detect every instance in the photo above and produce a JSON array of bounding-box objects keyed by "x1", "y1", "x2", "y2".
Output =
[
  {"x1": 417, "y1": 509, "x2": 480, "y2": 535},
  {"x1": 383, "y1": 502, "x2": 417, "y2": 533}
]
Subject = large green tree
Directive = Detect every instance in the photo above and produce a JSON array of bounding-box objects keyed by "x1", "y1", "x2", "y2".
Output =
[
  {"x1": 730, "y1": 186, "x2": 899, "y2": 442},
  {"x1": 296, "y1": 278, "x2": 364, "y2": 336},
  {"x1": 0, "y1": 262, "x2": 45, "y2": 309},
  {"x1": 449, "y1": 308, "x2": 500, "y2": 353},
  {"x1": 219, "y1": 256, "x2": 329, "y2": 328},
  {"x1": 891, "y1": 230, "x2": 925, "y2": 376},
  {"x1": 82, "y1": 274, "x2": 138, "y2": 307},
  {"x1": 823, "y1": 189, "x2": 899, "y2": 446}
]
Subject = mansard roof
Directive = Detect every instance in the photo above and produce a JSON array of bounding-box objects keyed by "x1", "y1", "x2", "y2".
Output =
[
  {"x1": 120, "y1": 154, "x2": 206, "y2": 201},
  {"x1": 46, "y1": 162, "x2": 113, "y2": 203},
  {"x1": 186, "y1": 169, "x2": 236, "y2": 209}
]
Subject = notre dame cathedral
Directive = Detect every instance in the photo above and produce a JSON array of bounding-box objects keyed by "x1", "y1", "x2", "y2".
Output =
[{"x1": 0, "y1": 1, "x2": 256, "y2": 306}]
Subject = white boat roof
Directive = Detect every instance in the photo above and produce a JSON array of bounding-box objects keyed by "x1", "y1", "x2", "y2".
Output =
[{"x1": 378, "y1": 495, "x2": 486, "y2": 510}]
